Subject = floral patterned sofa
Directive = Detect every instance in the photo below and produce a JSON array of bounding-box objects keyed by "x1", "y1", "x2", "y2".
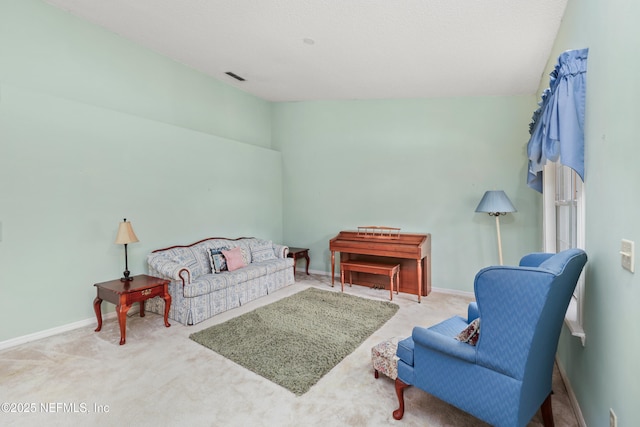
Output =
[{"x1": 145, "y1": 237, "x2": 295, "y2": 325}]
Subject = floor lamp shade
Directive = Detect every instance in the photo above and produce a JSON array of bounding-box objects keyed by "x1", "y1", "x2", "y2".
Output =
[
  {"x1": 475, "y1": 191, "x2": 517, "y2": 215},
  {"x1": 475, "y1": 191, "x2": 516, "y2": 265},
  {"x1": 115, "y1": 218, "x2": 139, "y2": 281}
]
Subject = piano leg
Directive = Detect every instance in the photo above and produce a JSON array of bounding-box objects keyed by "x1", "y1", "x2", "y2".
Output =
[{"x1": 417, "y1": 259, "x2": 422, "y2": 303}]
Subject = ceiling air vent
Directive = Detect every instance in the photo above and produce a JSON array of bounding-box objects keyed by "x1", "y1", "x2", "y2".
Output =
[{"x1": 225, "y1": 72, "x2": 245, "y2": 81}]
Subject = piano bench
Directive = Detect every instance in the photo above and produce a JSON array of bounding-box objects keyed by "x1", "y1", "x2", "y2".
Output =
[{"x1": 340, "y1": 260, "x2": 400, "y2": 301}]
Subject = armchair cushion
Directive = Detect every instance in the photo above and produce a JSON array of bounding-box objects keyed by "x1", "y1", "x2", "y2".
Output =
[{"x1": 396, "y1": 337, "x2": 414, "y2": 366}]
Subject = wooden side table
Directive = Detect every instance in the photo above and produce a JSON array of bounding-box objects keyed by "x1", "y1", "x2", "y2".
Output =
[
  {"x1": 93, "y1": 274, "x2": 171, "y2": 345},
  {"x1": 287, "y1": 247, "x2": 310, "y2": 275}
]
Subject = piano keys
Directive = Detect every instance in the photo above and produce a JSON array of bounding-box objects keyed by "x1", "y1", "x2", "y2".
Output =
[{"x1": 329, "y1": 230, "x2": 431, "y2": 302}]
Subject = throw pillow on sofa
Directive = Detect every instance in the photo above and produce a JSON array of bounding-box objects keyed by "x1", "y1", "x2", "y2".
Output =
[
  {"x1": 209, "y1": 248, "x2": 229, "y2": 273},
  {"x1": 222, "y1": 247, "x2": 247, "y2": 271},
  {"x1": 250, "y1": 240, "x2": 277, "y2": 262},
  {"x1": 239, "y1": 246, "x2": 252, "y2": 265}
]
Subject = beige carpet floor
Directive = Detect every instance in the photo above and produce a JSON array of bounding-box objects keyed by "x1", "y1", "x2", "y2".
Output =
[{"x1": 0, "y1": 273, "x2": 579, "y2": 426}]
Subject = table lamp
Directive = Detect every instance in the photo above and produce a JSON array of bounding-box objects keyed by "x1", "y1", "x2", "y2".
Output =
[
  {"x1": 475, "y1": 191, "x2": 516, "y2": 265},
  {"x1": 115, "y1": 218, "x2": 139, "y2": 281}
]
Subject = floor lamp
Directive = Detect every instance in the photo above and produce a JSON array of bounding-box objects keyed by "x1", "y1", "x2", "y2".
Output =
[{"x1": 475, "y1": 191, "x2": 516, "y2": 265}]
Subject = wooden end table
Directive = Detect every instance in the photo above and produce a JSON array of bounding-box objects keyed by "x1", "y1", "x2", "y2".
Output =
[
  {"x1": 287, "y1": 247, "x2": 310, "y2": 275},
  {"x1": 93, "y1": 274, "x2": 171, "y2": 345}
]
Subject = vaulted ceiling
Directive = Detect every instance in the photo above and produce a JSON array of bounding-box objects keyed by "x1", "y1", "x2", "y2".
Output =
[{"x1": 44, "y1": 0, "x2": 568, "y2": 102}]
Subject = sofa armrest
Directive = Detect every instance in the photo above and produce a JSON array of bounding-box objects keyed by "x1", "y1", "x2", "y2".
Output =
[
  {"x1": 147, "y1": 255, "x2": 191, "y2": 285},
  {"x1": 273, "y1": 244, "x2": 289, "y2": 259}
]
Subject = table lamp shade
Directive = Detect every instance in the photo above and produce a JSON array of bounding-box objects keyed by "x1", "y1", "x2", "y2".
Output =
[
  {"x1": 115, "y1": 219, "x2": 139, "y2": 245},
  {"x1": 475, "y1": 190, "x2": 517, "y2": 215}
]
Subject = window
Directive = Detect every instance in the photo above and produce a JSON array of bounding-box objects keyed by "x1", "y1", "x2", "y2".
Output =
[{"x1": 543, "y1": 162, "x2": 586, "y2": 345}]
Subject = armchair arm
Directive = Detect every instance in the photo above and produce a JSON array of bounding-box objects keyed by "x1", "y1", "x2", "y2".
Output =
[
  {"x1": 519, "y1": 252, "x2": 554, "y2": 267},
  {"x1": 147, "y1": 254, "x2": 192, "y2": 285},
  {"x1": 467, "y1": 302, "x2": 479, "y2": 323},
  {"x1": 412, "y1": 326, "x2": 477, "y2": 364}
]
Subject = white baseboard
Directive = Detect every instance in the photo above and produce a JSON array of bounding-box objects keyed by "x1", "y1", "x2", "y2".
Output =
[
  {"x1": 556, "y1": 357, "x2": 586, "y2": 427},
  {"x1": 307, "y1": 268, "x2": 334, "y2": 277},
  {"x1": 431, "y1": 286, "x2": 474, "y2": 298},
  {"x1": 0, "y1": 311, "x2": 117, "y2": 351}
]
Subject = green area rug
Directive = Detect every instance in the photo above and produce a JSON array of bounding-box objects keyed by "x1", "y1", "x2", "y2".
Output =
[{"x1": 189, "y1": 287, "x2": 399, "y2": 395}]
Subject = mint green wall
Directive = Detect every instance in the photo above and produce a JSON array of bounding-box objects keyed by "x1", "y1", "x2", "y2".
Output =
[
  {"x1": 0, "y1": 0, "x2": 271, "y2": 148},
  {"x1": 549, "y1": 0, "x2": 640, "y2": 425},
  {"x1": 0, "y1": 0, "x2": 282, "y2": 341},
  {"x1": 272, "y1": 97, "x2": 541, "y2": 291}
]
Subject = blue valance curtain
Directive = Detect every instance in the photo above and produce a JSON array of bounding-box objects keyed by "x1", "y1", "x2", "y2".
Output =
[{"x1": 527, "y1": 48, "x2": 589, "y2": 192}]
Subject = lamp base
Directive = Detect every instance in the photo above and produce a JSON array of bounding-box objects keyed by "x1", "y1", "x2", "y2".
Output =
[{"x1": 120, "y1": 270, "x2": 134, "y2": 282}]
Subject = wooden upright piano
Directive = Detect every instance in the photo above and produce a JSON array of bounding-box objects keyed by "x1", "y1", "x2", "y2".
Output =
[{"x1": 329, "y1": 230, "x2": 431, "y2": 302}]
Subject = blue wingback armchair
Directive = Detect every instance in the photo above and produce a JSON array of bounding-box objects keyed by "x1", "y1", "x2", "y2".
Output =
[{"x1": 393, "y1": 249, "x2": 587, "y2": 427}]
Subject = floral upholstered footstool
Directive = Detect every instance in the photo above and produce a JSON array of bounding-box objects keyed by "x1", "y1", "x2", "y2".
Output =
[{"x1": 371, "y1": 337, "x2": 402, "y2": 380}]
